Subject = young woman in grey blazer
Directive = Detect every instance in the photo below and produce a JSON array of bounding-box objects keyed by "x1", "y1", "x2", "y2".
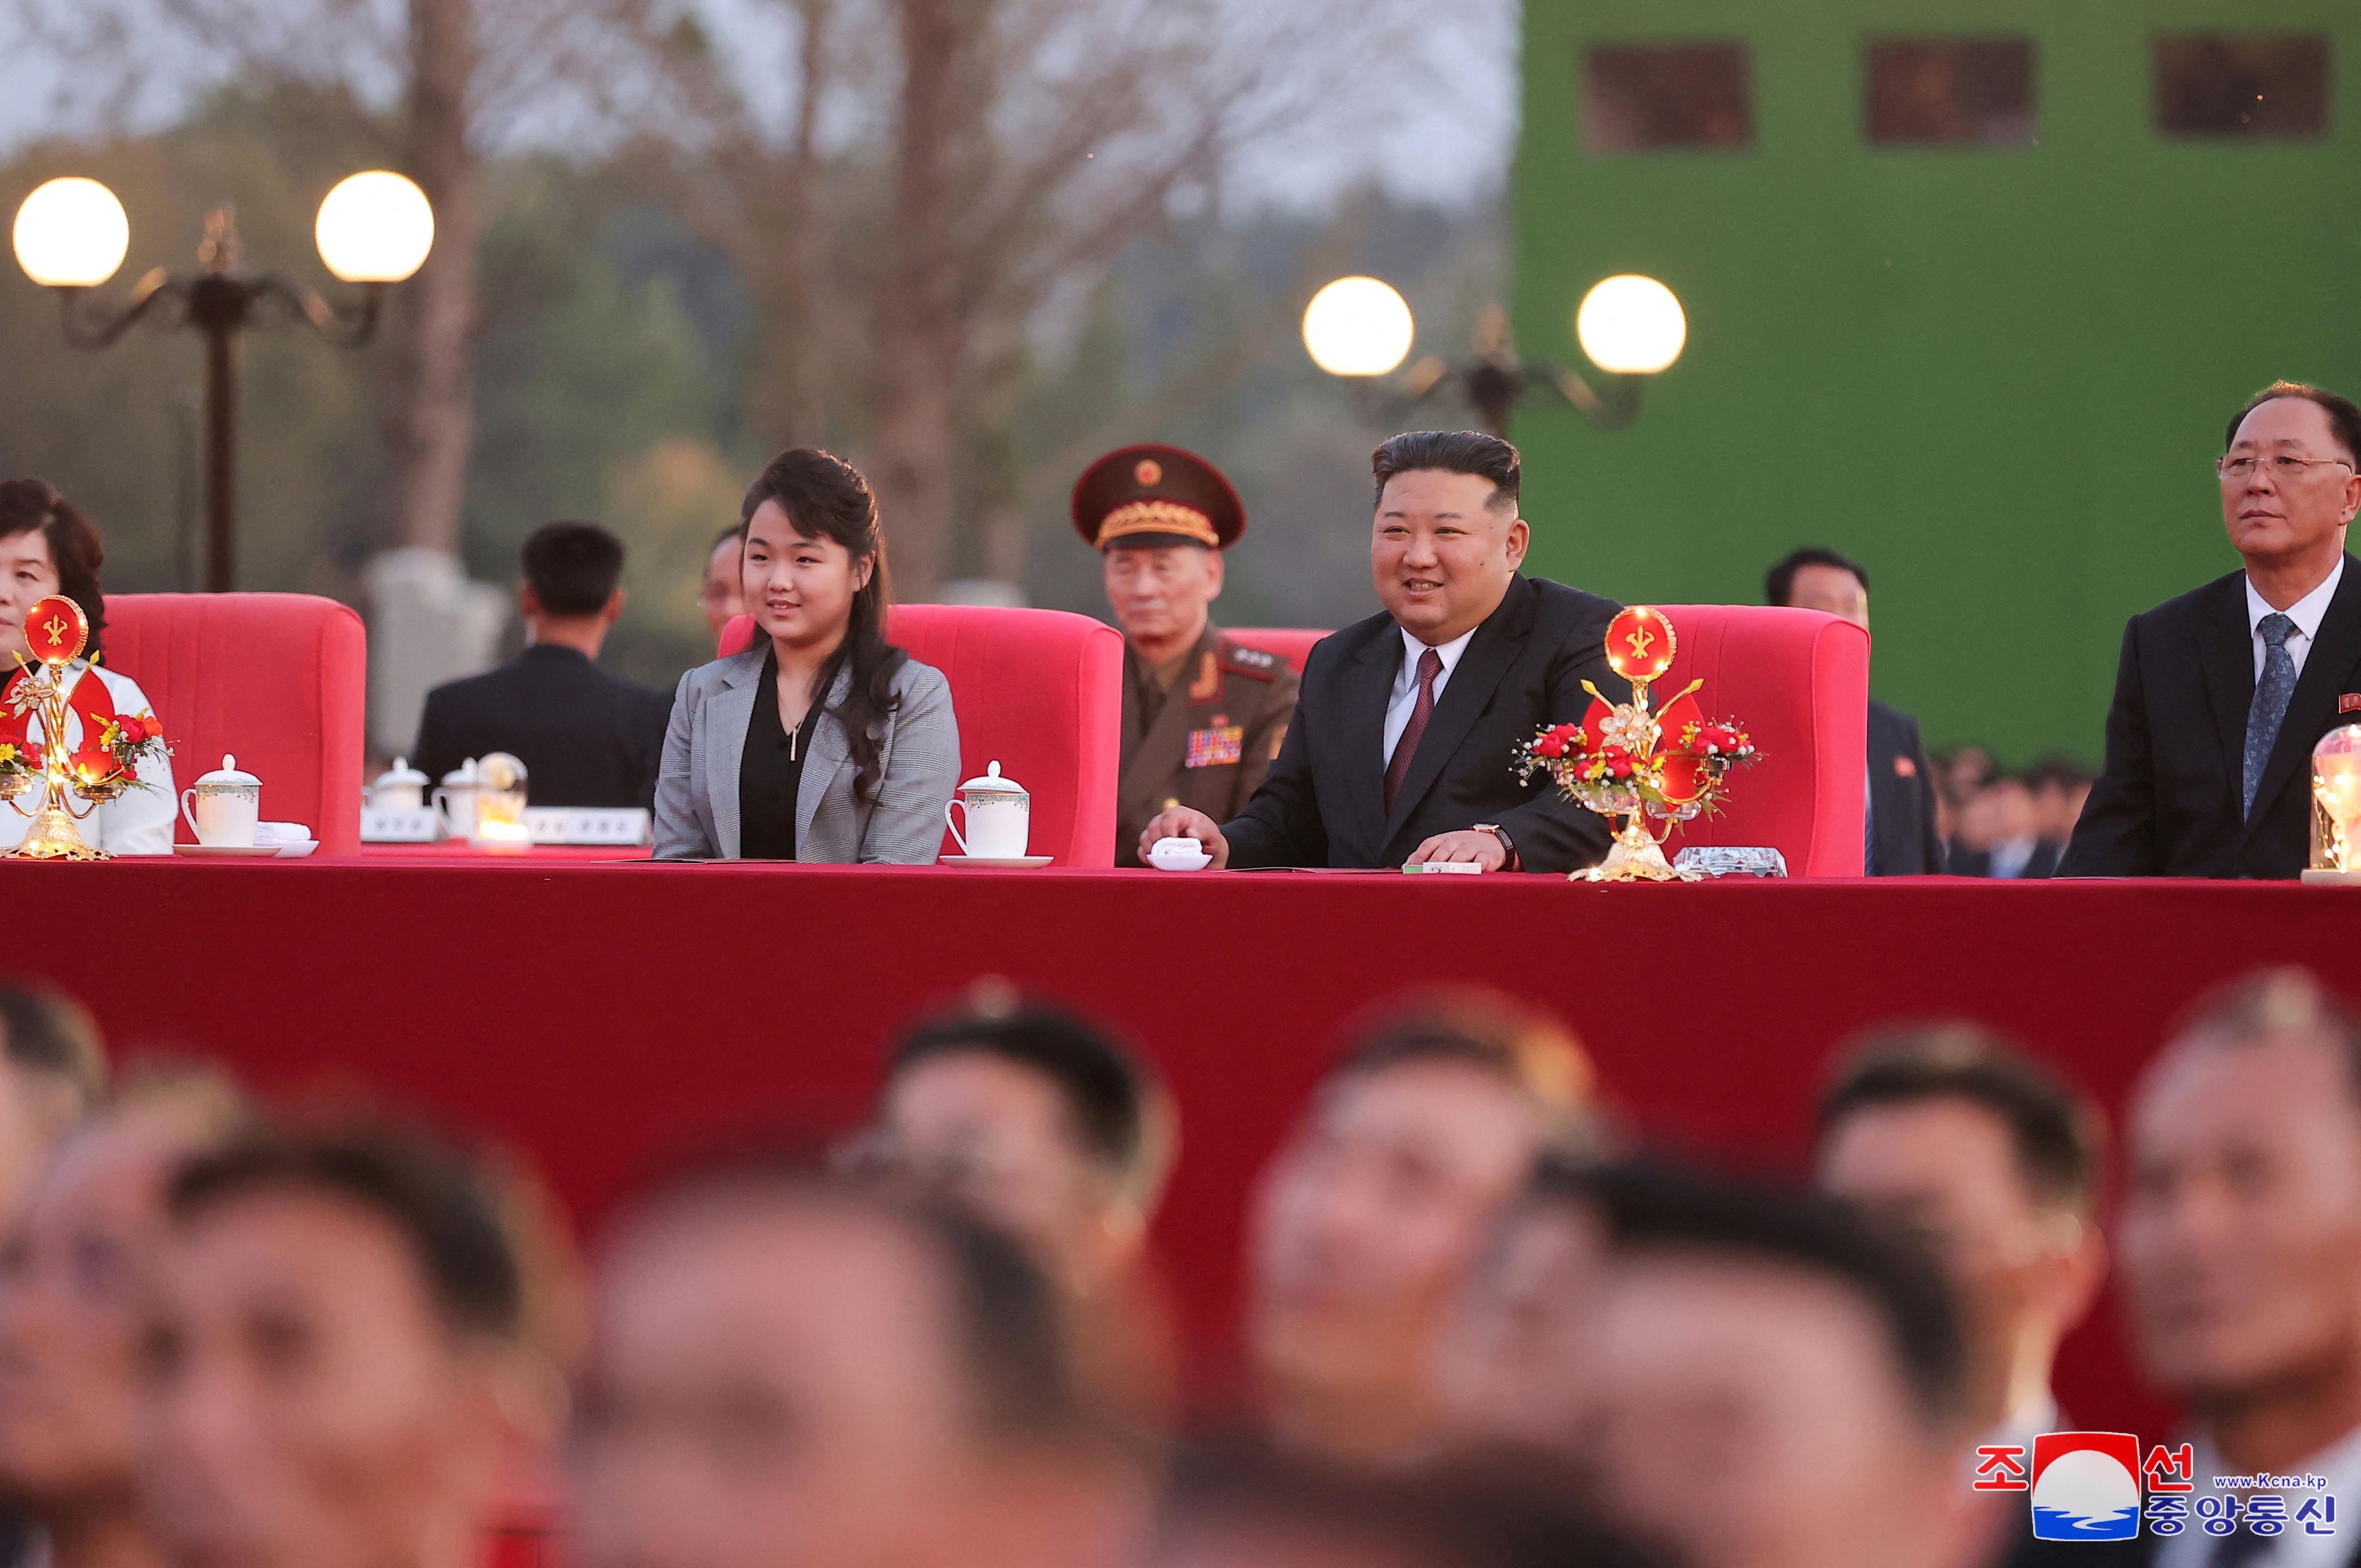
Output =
[{"x1": 653, "y1": 449, "x2": 959, "y2": 862}]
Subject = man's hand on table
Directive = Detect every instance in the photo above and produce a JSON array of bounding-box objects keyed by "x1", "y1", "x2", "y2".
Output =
[
  {"x1": 1406, "y1": 830, "x2": 1510, "y2": 873},
  {"x1": 1140, "y1": 808, "x2": 1230, "y2": 870}
]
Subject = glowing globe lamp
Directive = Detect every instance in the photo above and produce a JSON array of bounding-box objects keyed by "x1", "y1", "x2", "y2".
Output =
[
  {"x1": 1576, "y1": 274, "x2": 1687, "y2": 376},
  {"x1": 1303, "y1": 276, "x2": 1415, "y2": 378},
  {"x1": 13, "y1": 178, "x2": 130, "y2": 289},
  {"x1": 315, "y1": 172, "x2": 435, "y2": 284}
]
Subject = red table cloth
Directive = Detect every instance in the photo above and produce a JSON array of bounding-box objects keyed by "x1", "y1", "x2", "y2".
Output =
[{"x1": 5, "y1": 859, "x2": 2351, "y2": 1435}]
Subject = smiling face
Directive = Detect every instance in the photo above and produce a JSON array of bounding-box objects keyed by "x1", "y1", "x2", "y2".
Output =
[
  {"x1": 2221, "y1": 398, "x2": 2361, "y2": 574},
  {"x1": 1370, "y1": 472, "x2": 1528, "y2": 646},
  {"x1": 0, "y1": 529, "x2": 63, "y2": 663},
  {"x1": 742, "y1": 501, "x2": 871, "y2": 657}
]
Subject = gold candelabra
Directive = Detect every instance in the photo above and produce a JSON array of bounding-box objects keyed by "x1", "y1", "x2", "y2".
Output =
[{"x1": 2, "y1": 597, "x2": 123, "y2": 861}]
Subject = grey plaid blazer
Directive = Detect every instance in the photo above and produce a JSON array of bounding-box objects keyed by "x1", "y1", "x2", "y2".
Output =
[{"x1": 652, "y1": 647, "x2": 960, "y2": 863}]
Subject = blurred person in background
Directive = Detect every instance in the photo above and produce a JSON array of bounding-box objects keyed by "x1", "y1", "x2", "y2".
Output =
[
  {"x1": 1949, "y1": 776, "x2": 2057, "y2": 880},
  {"x1": 2026, "y1": 758, "x2": 2094, "y2": 857},
  {"x1": 863, "y1": 983, "x2": 1179, "y2": 1426},
  {"x1": 1933, "y1": 747, "x2": 1994, "y2": 858},
  {"x1": 654, "y1": 449, "x2": 959, "y2": 863},
  {"x1": 2064, "y1": 383, "x2": 2361, "y2": 878},
  {"x1": 1248, "y1": 988, "x2": 1595, "y2": 1465},
  {"x1": 1433, "y1": 1152, "x2": 1607, "y2": 1455},
  {"x1": 0, "y1": 484, "x2": 173, "y2": 856},
  {"x1": 698, "y1": 526, "x2": 745, "y2": 641},
  {"x1": 0, "y1": 987, "x2": 106, "y2": 1229},
  {"x1": 1575, "y1": 1159, "x2": 1978, "y2": 1568},
  {"x1": 1766, "y1": 548, "x2": 1945, "y2": 874},
  {"x1": 570, "y1": 1152, "x2": 1146, "y2": 1568},
  {"x1": 1144, "y1": 1439, "x2": 1670, "y2": 1568},
  {"x1": 1815, "y1": 1027, "x2": 2106, "y2": 1449},
  {"x1": 0, "y1": 1068, "x2": 248, "y2": 1568},
  {"x1": 139, "y1": 1126, "x2": 539, "y2": 1568},
  {"x1": 414, "y1": 522, "x2": 672, "y2": 811},
  {"x1": 2118, "y1": 968, "x2": 2361, "y2": 1567},
  {"x1": 1073, "y1": 445, "x2": 1298, "y2": 868}
]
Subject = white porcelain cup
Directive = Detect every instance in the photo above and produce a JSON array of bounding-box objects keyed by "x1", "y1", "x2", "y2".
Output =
[
  {"x1": 180, "y1": 756, "x2": 261, "y2": 848},
  {"x1": 945, "y1": 794, "x2": 1030, "y2": 859},
  {"x1": 433, "y1": 785, "x2": 478, "y2": 841}
]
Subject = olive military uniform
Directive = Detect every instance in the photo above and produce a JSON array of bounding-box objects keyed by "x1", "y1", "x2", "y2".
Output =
[{"x1": 1116, "y1": 622, "x2": 1299, "y2": 866}]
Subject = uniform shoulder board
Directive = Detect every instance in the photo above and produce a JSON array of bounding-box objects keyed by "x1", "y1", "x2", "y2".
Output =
[{"x1": 1220, "y1": 642, "x2": 1280, "y2": 681}]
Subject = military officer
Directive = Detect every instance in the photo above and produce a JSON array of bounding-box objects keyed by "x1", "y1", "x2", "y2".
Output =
[{"x1": 1073, "y1": 444, "x2": 1301, "y2": 867}]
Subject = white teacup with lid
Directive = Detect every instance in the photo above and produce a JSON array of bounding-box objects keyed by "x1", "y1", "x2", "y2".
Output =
[
  {"x1": 434, "y1": 759, "x2": 481, "y2": 840},
  {"x1": 180, "y1": 755, "x2": 261, "y2": 847},
  {"x1": 370, "y1": 756, "x2": 429, "y2": 810},
  {"x1": 944, "y1": 762, "x2": 1031, "y2": 859}
]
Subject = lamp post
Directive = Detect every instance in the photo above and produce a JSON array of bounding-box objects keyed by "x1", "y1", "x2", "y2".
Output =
[
  {"x1": 1302, "y1": 272, "x2": 1688, "y2": 435},
  {"x1": 11, "y1": 171, "x2": 435, "y2": 591}
]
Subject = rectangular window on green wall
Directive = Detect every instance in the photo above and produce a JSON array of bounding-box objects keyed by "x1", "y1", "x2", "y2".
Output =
[
  {"x1": 1864, "y1": 38, "x2": 2035, "y2": 146},
  {"x1": 2154, "y1": 34, "x2": 2330, "y2": 137},
  {"x1": 1584, "y1": 43, "x2": 1753, "y2": 153}
]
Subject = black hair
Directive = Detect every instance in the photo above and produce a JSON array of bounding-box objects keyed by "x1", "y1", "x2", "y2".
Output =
[
  {"x1": 742, "y1": 449, "x2": 908, "y2": 804},
  {"x1": 617, "y1": 1149, "x2": 1081, "y2": 1443},
  {"x1": 2227, "y1": 381, "x2": 2361, "y2": 467},
  {"x1": 0, "y1": 481, "x2": 106, "y2": 658},
  {"x1": 2024, "y1": 753, "x2": 2095, "y2": 792},
  {"x1": 1158, "y1": 1437, "x2": 1673, "y2": 1568},
  {"x1": 168, "y1": 1125, "x2": 522, "y2": 1342},
  {"x1": 521, "y1": 521, "x2": 626, "y2": 617},
  {"x1": 1765, "y1": 546, "x2": 1869, "y2": 609},
  {"x1": 892, "y1": 1003, "x2": 1152, "y2": 1177},
  {"x1": 709, "y1": 522, "x2": 745, "y2": 552},
  {"x1": 1371, "y1": 431, "x2": 1521, "y2": 513},
  {"x1": 1575, "y1": 1158, "x2": 1966, "y2": 1429},
  {"x1": 1327, "y1": 988, "x2": 1591, "y2": 1117},
  {"x1": 1819, "y1": 1024, "x2": 2104, "y2": 1213},
  {"x1": 0, "y1": 984, "x2": 104, "y2": 1113}
]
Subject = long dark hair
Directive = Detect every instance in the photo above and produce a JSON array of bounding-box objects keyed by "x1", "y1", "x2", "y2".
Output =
[
  {"x1": 0, "y1": 481, "x2": 106, "y2": 659},
  {"x1": 741, "y1": 449, "x2": 908, "y2": 803}
]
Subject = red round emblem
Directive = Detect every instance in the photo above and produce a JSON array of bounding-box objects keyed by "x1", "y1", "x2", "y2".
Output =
[
  {"x1": 1134, "y1": 458, "x2": 1163, "y2": 487},
  {"x1": 24, "y1": 597, "x2": 87, "y2": 666},
  {"x1": 1603, "y1": 605, "x2": 1677, "y2": 684}
]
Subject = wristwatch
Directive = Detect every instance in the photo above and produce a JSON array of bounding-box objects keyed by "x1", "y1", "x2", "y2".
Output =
[{"x1": 1471, "y1": 823, "x2": 1520, "y2": 871}]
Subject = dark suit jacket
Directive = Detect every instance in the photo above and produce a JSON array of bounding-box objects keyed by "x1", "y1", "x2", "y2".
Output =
[
  {"x1": 415, "y1": 644, "x2": 672, "y2": 810},
  {"x1": 1220, "y1": 575, "x2": 1626, "y2": 873},
  {"x1": 1868, "y1": 698, "x2": 1945, "y2": 874},
  {"x1": 2063, "y1": 558, "x2": 2361, "y2": 879}
]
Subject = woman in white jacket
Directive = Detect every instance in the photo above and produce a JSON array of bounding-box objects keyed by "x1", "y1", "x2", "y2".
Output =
[{"x1": 0, "y1": 483, "x2": 173, "y2": 855}]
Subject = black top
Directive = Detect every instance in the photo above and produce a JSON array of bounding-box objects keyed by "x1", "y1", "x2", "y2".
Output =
[
  {"x1": 1219, "y1": 574, "x2": 1630, "y2": 873},
  {"x1": 738, "y1": 645, "x2": 826, "y2": 861},
  {"x1": 413, "y1": 644, "x2": 671, "y2": 810},
  {"x1": 1867, "y1": 698, "x2": 1946, "y2": 875},
  {"x1": 2063, "y1": 554, "x2": 2361, "y2": 878}
]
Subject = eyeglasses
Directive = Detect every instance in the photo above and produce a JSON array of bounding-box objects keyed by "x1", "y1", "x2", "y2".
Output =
[{"x1": 2218, "y1": 454, "x2": 2357, "y2": 483}]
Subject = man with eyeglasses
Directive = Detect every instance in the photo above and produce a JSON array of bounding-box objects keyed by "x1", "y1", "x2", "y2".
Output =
[{"x1": 2063, "y1": 381, "x2": 2361, "y2": 878}]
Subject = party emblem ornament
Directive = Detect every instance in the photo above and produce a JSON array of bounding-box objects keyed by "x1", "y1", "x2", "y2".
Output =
[
  {"x1": 24, "y1": 597, "x2": 85, "y2": 667},
  {"x1": 1604, "y1": 605, "x2": 1676, "y2": 684}
]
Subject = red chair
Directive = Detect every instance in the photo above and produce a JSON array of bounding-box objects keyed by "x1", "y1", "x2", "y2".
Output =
[
  {"x1": 105, "y1": 594, "x2": 367, "y2": 855},
  {"x1": 717, "y1": 606, "x2": 1123, "y2": 866},
  {"x1": 1224, "y1": 627, "x2": 1330, "y2": 674},
  {"x1": 1651, "y1": 605, "x2": 1868, "y2": 877}
]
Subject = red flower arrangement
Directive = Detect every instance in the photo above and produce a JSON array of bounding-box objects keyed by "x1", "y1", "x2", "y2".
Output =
[{"x1": 1515, "y1": 695, "x2": 1759, "y2": 824}]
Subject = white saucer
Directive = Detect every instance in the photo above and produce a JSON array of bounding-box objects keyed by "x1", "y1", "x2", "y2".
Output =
[
  {"x1": 938, "y1": 853, "x2": 1054, "y2": 869},
  {"x1": 1149, "y1": 855, "x2": 1212, "y2": 872},
  {"x1": 174, "y1": 844, "x2": 281, "y2": 858},
  {"x1": 273, "y1": 841, "x2": 319, "y2": 858}
]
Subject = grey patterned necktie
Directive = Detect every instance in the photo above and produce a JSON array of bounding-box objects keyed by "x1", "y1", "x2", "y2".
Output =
[{"x1": 2243, "y1": 612, "x2": 2299, "y2": 818}]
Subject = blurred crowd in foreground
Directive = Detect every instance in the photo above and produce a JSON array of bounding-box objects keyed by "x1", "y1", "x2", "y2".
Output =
[{"x1": 0, "y1": 965, "x2": 2352, "y2": 1568}]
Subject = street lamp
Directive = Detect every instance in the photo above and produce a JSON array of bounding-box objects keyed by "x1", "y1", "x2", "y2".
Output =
[
  {"x1": 12, "y1": 172, "x2": 434, "y2": 591},
  {"x1": 1301, "y1": 272, "x2": 1687, "y2": 435}
]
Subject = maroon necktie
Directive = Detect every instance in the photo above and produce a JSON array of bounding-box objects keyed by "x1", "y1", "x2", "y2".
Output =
[{"x1": 1384, "y1": 647, "x2": 1444, "y2": 814}]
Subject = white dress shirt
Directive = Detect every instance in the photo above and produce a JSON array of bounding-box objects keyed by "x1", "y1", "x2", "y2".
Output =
[
  {"x1": 1383, "y1": 626, "x2": 1476, "y2": 764},
  {"x1": 2157, "y1": 1420, "x2": 2361, "y2": 1568},
  {"x1": 2246, "y1": 558, "x2": 2345, "y2": 683},
  {"x1": 0, "y1": 662, "x2": 175, "y2": 856}
]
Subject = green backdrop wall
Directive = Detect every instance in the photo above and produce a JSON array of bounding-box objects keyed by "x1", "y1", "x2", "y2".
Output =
[{"x1": 1512, "y1": 0, "x2": 2360, "y2": 763}]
